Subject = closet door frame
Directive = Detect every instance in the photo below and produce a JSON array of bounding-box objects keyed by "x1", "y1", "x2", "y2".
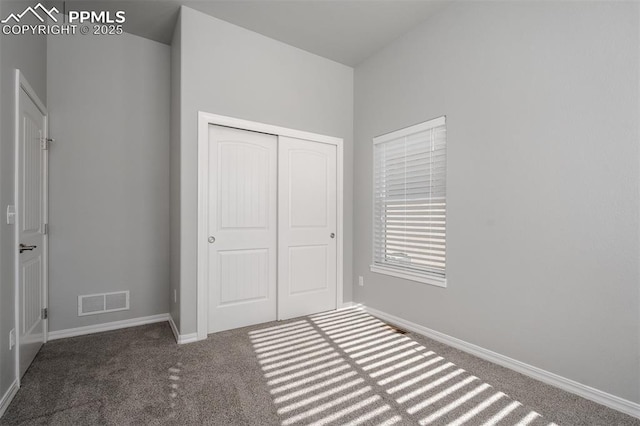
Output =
[{"x1": 196, "y1": 112, "x2": 344, "y2": 340}]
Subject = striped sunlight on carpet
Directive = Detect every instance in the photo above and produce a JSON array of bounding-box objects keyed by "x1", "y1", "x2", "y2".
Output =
[{"x1": 249, "y1": 308, "x2": 557, "y2": 426}]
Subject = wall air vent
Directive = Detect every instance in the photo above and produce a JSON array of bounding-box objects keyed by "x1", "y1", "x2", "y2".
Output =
[{"x1": 78, "y1": 291, "x2": 129, "y2": 316}]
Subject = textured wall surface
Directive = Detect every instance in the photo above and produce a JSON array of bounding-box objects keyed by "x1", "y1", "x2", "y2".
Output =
[
  {"x1": 354, "y1": 1, "x2": 640, "y2": 402},
  {"x1": 47, "y1": 32, "x2": 171, "y2": 331},
  {"x1": 176, "y1": 6, "x2": 354, "y2": 333}
]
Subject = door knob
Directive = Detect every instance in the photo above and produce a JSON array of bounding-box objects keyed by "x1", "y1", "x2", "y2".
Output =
[
  {"x1": 330, "y1": 233, "x2": 335, "y2": 239},
  {"x1": 19, "y1": 243, "x2": 37, "y2": 253},
  {"x1": 208, "y1": 236, "x2": 216, "y2": 244}
]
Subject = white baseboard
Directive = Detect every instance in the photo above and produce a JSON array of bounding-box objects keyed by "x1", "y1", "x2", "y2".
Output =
[
  {"x1": 168, "y1": 315, "x2": 179, "y2": 342},
  {"x1": 168, "y1": 315, "x2": 199, "y2": 344},
  {"x1": 178, "y1": 333, "x2": 199, "y2": 344},
  {"x1": 48, "y1": 313, "x2": 170, "y2": 341},
  {"x1": 0, "y1": 380, "x2": 18, "y2": 418},
  {"x1": 364, "y1": 306, "x2": 640, "y2": 420},
  {"x1": 340, "y1": 301, "x2": 356, "y2": 309}
]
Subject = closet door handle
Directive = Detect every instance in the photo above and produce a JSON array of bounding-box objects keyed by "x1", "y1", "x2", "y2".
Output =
[
  {"x1": 330, "y1": 233, "x2": 335, "y2": 239},
  {"x1": 208, "y1": 236, "x2": 216, "y2": 244}
]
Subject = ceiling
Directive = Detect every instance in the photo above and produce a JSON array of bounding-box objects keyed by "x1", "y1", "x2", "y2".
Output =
[{"x1": 55, "y1": 1, "x2": 448, "y2": 66}]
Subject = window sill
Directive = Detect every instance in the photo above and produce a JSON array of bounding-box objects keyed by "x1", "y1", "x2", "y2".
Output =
[{"x1": 369, "y1": 265, "x2": 447, "y2": 288}]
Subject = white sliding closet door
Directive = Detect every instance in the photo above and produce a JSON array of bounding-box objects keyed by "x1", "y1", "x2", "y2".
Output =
[
  {"x1": 207, "y1": 125, "x2": 277, "y2": 333},
  {"x1": 278, "y1": 137, "x2": 337, "y2": 320}
]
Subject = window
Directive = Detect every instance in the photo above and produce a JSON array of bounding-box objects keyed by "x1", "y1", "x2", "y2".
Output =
[{"x1": 371, "y1": 116, "x2": 447, "y2": 287}]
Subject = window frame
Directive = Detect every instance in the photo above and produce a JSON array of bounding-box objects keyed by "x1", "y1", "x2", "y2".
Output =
[{"x1": 370, "y1": 116, "x2": 447, "y2": 288}]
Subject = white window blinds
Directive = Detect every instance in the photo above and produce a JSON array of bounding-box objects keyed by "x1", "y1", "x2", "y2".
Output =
[{"x1": 372, "y1": 116, "x2": 446, "y2": 284}]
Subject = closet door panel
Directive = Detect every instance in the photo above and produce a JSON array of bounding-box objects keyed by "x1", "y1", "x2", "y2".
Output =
[
  {"x1": 278, "y1": 136, "x2": 337, "y2": 320},
  {"x1": 207, "y1": 125, "x2": 277, "y2": 333}
]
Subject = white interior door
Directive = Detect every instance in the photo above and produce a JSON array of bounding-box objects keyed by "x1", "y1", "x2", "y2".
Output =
[
  {"x1": 207, "y1": 125, "x2": 278, "y2": 333},
  {"x1": 278, "y1": 136, "x2": 337, "y2": 320},
  {"x1": 17, "y1": 82, "x2": 47, "y2": 378}
]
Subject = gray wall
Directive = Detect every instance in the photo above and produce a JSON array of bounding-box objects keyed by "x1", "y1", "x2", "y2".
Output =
[
  {"x1": 47, "y1": 32, "x2": 171, "y2": 331},
  {"x1": 170, "y1": 14, "x2": 182, "y2": 331},
  {"x1": 354, "y1": 1, "x2": 640, "y2": 402},
  {"x1": 174, "y1": 6, "x2": 354, "y2": 334},
  {"x1": 0, "y1": 0, "x2": 47, "y2": 403}
]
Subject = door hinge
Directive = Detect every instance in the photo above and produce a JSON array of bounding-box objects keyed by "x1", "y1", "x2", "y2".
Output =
[
  {"x1": 40, "y1": 138, "x2": 54, "y2": 150},
  {"x1": 42, "y1": 308, "x2": 48, "y2": 320},
  {"x1": 43, "y1": 223, "x2": 48, "y2": 235}
]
